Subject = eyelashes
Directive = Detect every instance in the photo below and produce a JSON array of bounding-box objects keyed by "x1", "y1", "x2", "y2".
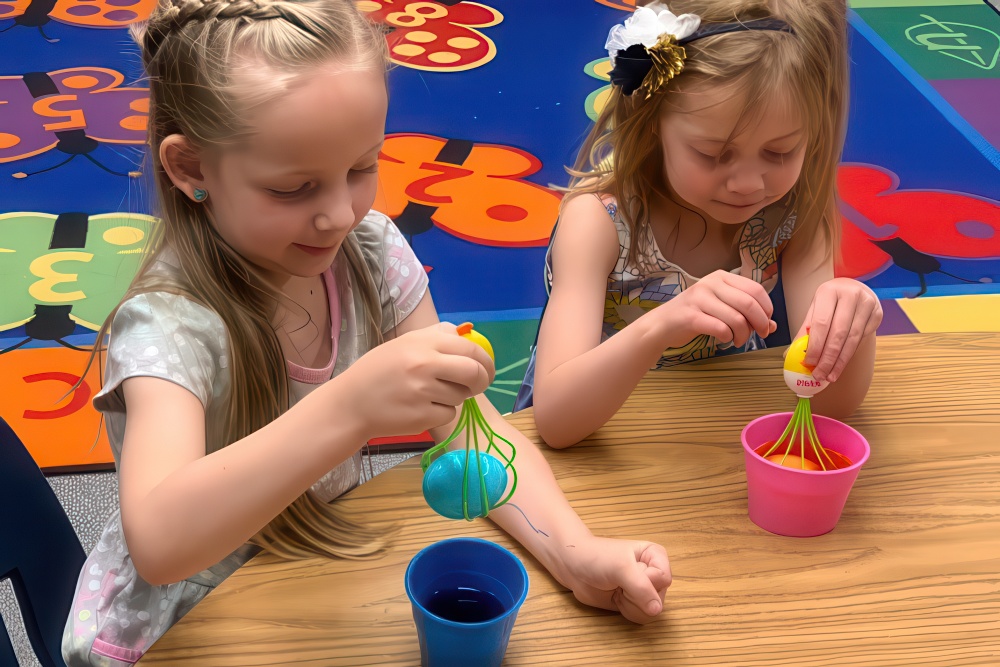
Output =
[
  {"x1": 764, "y1": 150, "x2": 792, "y2": 162},
  {"x1": 689, "y1": 147, "x2": 796, "y2": 164},
  {"x1": 264, "y1": 164, "x2": 380, "y2": 199},
  {"x1": 267, "y1": 183, "x2": 313, "y2": 197}
]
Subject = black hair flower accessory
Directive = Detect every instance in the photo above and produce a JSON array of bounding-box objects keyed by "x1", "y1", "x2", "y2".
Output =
[{"x1": 606, "y1": 2, "x2": 794, "y2": 99}]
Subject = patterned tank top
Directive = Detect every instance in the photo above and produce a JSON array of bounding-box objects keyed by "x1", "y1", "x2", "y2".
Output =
[
  {"x1": 598, "y1": 194, "x2": 798, "y2": 366},
  {"x1": 513, "y1": 194, "x2": 798, "y2": 410}
]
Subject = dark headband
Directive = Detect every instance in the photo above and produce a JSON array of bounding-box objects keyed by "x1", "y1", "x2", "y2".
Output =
[{"x1": 608, "y1": 19, "x2": 795, "y2": 97}]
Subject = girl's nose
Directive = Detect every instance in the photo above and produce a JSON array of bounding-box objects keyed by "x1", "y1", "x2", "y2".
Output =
[
  {"x1": 726, "y1": 166, "x2": 765, "y2": 196},
  {"x1": 314, "y1": 191, "x2": 355, "y2": 232}
]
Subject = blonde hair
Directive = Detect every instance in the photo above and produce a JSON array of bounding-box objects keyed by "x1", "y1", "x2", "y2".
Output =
[
  {"x1": 85, "y1": 0, "x2": 392, "y2": 560},
  {"x1": 571, "y1": 0, "x2": 848, "y2": 269}
]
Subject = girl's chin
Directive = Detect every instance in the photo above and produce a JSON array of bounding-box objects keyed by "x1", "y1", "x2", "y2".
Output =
[{"x1": 710, "y1": 200, "x2": 769, "y2": 222}]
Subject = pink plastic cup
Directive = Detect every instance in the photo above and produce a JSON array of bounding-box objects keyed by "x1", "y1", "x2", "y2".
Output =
[{"x1": 741, "y1": 412, "x2": 870, "y2": 537}]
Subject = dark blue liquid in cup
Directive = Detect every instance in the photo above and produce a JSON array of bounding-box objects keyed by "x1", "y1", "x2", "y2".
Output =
[
  {"x1": 423, "y1": 572, "x2": 514, "y2": 623},
  {"x1": 405, "y1": 538, "x2": 529, "y2": 667}
]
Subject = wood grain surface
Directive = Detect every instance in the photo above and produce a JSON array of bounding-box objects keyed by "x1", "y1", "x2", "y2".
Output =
[{"x1": 140, "y1": 332, "x2": 1000, "y2": 666}]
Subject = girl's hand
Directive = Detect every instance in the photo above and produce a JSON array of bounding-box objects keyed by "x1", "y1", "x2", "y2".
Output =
[
  {"x1": 794, "y1": 278, "x2": 882, "y2": 382},
  {"x1": 338, "y1": 322, "x2": 494, "y2": 439},
  {"x1": 562, "y1": 536, "x2": 672, "y2": 624},
  {"x1": 660, "y1": 270, "x2": 776, "y2": 348}
]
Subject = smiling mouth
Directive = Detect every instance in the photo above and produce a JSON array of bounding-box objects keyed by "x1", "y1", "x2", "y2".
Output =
[{"x1": 717, "y1": 200, "x2": 765, "y2": 209}]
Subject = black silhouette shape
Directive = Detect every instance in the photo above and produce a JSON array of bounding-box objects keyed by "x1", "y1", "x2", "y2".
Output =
[
  {"x1": 0, "y1": 0, "x2": 60, "y2": 42},
  {"x1": 871, "y1": 236, "x2": 991, "y2": 298}
]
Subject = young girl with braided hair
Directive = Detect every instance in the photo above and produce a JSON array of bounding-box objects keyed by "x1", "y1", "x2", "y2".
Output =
[
  {"x1": 516, "y1": 0, "x2": 883, "y2": 448},
  {"x1": 62, "y1": 1, "x2": 671, "y2": 663}
]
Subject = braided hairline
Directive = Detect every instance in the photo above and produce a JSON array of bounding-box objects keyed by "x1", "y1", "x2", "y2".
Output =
[{"x1": 142, "y1": 0, "x2": 295, "y2": 61}]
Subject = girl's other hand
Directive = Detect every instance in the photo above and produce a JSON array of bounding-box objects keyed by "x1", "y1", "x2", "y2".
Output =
[
  {"x1": 563, "y1": 537, "x2": 672, "y2": 624},
  {"x1": 795, "y1": 278, "x2": 882, "y2": 383},
  {"x1": 661, "y1": 270, "x2": 776, "y2": 348},
  {"x1": 339, "y1": 322, "x2": 494, "y2": 439}
]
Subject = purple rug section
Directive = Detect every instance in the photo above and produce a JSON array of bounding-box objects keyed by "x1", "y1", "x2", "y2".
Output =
[
  {"x1": 930, "y1": 79, "x2": 1000, "y2": 151},
  {"x1": 876, "y1": 298, "x2": 919, "y2": 336}
]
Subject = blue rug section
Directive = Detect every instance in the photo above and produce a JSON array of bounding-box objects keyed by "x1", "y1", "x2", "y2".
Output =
[
  {"x1": 845, "y1": 12, "x2": 1000, "y2": 192},
  {"x1": 4, "y1": 1, "x2": 1000, "y2": 424}
]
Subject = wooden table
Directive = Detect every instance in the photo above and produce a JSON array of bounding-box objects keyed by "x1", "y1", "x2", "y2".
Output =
[{"x1": 140, "y1": 332, "x2": 1000, "y2": 666}]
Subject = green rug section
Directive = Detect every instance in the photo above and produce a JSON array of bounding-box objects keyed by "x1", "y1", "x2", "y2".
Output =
[
  {"x1": 471, "y1": 318, "x2": 539, "y2": 414},
  {"x1": 854, "y1": 4, "x2": 1000, "y2": 79},
  {"x1": 850, "y1": 0, "x2": 984, "y2": 8}
]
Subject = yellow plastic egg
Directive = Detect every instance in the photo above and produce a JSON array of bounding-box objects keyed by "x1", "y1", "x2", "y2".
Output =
[
  {"x1": 783, "y1": 334, "x2": 815, "y2": 375},
  {"x1": 457, "y1": 322, "x2": 494, "y2": 362}
]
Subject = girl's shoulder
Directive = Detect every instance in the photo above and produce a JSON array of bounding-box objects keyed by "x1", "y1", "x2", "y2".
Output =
[
  {"x1": 562, "y1": 191, "x2": 619, "y2": 225},
  {"x1": 352, "y1": 209, "x2": 396, "y2": 243},
  {"x1": 551, "y1": 193, "x2": 621, "y2": 276},
  {"x1": 348, "y1": 210, "x2": 429, "y2": 328},
  {"x1": 107, "y1": 249, "x2": 229, "y2": 371},
  {"x1": 349, "y1": 210, "x2": 411, "y2": 270},
  {"x1": 112, "y1": 290, "x2": 225, "y2": 338},
  {"x1": 97, "y1": 289, "x2": 230, "y2": 417},
  {"x1": 116, "y1": 249, "x2": 226, "y2": 337},
  {"x1": 564, "y1": 189, "x2": 618, "y2": 213},
  {"x1": 107, "y1": 290, "x2": 229, "y2": 392},
  {"x1": 560, "y1": 193, "x2": 630, "y2": 259}
]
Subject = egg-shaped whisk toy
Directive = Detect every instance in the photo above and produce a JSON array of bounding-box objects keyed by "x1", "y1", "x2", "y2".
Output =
[
  {"x1": 755, "y1": 334, "x2": 853, "y2": 471},
  {"x1": 420, "y1": 323, "x2": 518, "y2": 520}
]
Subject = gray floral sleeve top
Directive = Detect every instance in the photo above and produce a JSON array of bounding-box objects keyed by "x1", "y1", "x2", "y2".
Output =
[{"x1": 62, "y1": 211, "x2": 428, "y2": 666}]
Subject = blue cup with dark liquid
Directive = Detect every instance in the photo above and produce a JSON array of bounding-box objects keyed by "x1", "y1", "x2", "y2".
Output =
[{"x1": 405, "y1": 537, "x2": 529, "y2": 667}]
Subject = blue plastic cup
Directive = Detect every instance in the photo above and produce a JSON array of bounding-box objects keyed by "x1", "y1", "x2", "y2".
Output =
[{"x1": 405, "y1": 537, "x2": 529, "y2": 667}]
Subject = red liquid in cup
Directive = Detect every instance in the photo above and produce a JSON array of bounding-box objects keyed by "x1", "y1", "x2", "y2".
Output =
[{"x1": 754, "y1": 441, "x2": 853, "y2": 470}]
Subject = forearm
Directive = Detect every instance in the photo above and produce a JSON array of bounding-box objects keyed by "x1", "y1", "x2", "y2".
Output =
[
  {"x1": 810, "y1": 332, "x2": 876, "y2": 420},
  {"x1": 124, "y1": 382, "x2": 365, "y2": 584},
  {"x1": 432, "y1": 396, "x2": 593, "y2": 589},
  {"x1": 533, "y1": 310, "x2": 674, "y2": 448}
]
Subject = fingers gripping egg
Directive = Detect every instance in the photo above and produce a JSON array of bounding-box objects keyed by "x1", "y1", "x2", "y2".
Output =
[
  {"x1": 419, "y1": 323, "x2": 510, "y2": 521},
  {"x1": 783, "y1": 335, "x2": 827, "y2": 398},
  {"x1": 457, "y1": 322, "x2": 494, "y2": 362}
]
